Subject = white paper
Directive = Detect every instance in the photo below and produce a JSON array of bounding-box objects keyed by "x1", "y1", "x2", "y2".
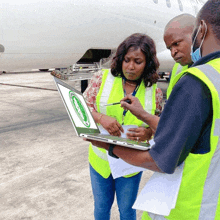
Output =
[
  {"x1": 132, "y1": 163, "x2": 184, "y2": 216},
  {"x1": 108, "y1": 156, "x2": 147, "y2": 179},
  {"x1": 99, "y1": 125, "x2": 155, "y2": 179},
  {"x1": 99, "y1": 124, "x2": 138, "y2": 138},
  {"x1": 106, "y1": 125, "x2": 155, "y2": 179}
]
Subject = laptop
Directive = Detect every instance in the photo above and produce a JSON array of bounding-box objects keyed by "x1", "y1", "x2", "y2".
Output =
[{"x1": 53, "y1": 77, "x2": 150, "y2": 151}]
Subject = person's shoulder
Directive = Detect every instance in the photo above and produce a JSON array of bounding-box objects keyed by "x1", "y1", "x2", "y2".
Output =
[
  {"x1": 170, "y1": 73, "x2": 212, "y2": 113},
  {"x1": 95, "y1": 69, "x2": 105, "y2": 76},
  {"x1": 90, "y1": 69, "x2": 105, "y2": 81},
  {"x1": 176, "y1": 73, "x2": 210, "y2": 96},
  {"x1": 178, "y1": 72, "x2": 201, "y2": 85}
]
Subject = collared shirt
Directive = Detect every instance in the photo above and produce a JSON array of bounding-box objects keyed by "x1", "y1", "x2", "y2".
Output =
[{"x1": 149, "y1": 51, "x2": 220, "y2": 174}]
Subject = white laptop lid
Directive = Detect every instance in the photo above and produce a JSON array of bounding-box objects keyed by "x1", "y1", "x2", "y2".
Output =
[{"x1": 53, "y1": 77, "x2": 100, "y2": 136}]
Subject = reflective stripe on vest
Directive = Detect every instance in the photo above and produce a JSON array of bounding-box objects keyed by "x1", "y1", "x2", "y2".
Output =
[
  {"x1": 148, "y1": 213, "x2": 167, "y2": 220},
  {"x1": 142, "y1": 212, "x2": 167, "y2": 220},
  {"x1": 141, "y1": 84, "x2": 157, "y2": 127},
  {"x1": 196, "y1": 64, "x2": 220, "y2": 136},
  {"x1": 90, "y1": 69, "x2": 113, "y2": 165},
  {"x1": 91, "y1": 145, "x2": 108, "y2": 161},
  {"x1": 166, "y1": 63, "x2": 188, "y2": 99},
  {"x1": 214, "y1": 118, "x2": 220, "y2": 136},
  {"x1": 195, "y1": 64, "x2": 220, "y2": 219},
  {"x1": 99, "y1": 69, "x2": 115, "y2": 115}
]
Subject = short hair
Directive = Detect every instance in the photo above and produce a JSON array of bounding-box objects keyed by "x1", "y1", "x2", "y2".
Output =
[
  {"x1": 164, "y1": 13, "x2": 196, "y2": 34},
  {"x1": 197, "y1": 0, "x2": 220, "y2": 41},
  {"x1": 111, "y1": 33, "x2": 159, "y2": 87}
]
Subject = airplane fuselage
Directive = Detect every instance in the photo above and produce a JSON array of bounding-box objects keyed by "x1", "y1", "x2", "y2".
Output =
[{"x1": 0, "y1": 0, "x2": 204, "y2": 72}]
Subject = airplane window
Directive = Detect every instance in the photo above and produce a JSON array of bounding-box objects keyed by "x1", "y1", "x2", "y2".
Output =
[
  {"x1": 166, "y1": 0, "x2": 171, "y2": 8},
  {"x1": 178, "y1": 0, "x2": 183, "y2": 11},
  {"x1": 153, "y1": 0, "x2": 158, "y2": 3}
]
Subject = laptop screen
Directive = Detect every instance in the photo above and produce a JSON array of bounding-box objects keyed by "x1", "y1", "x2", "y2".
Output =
[{"x1": 54, "y1": 77, "x2": 100, "y2": 135}]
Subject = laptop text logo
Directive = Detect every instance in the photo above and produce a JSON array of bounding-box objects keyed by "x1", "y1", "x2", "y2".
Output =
[{"x1": 69, "y1": 91, "x2": 90, "y2": 127}]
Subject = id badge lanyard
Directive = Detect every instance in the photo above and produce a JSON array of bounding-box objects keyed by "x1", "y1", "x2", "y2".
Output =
[{"x1": 122, "y1": 78, "x2": 141, "y2": 125}]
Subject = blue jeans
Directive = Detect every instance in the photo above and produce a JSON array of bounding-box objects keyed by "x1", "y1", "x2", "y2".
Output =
[{"x1": 89, "y1": 164, "x2": 142, "y2": 220}]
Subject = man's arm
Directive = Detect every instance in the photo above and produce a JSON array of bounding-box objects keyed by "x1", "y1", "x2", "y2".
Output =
[
  {"x1": 119, "y1": 74, "x2": 212, "y2": 174},
  {"x1": 85, "y1": 139, "x2": 162, "y2": 173}
]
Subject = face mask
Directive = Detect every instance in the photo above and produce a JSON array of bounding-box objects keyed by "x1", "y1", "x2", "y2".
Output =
[{"x1": 190, "y1": 23, "x2": 207, "y2": 63}]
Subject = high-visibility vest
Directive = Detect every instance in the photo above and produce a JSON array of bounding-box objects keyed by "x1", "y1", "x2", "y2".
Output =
[
  {"x1": 166, "y1": 63, "x2": 188, "y2": 99},
  {"x1": 142, "y1": 58, "x2": 220, "y2": 220},
  {"x1": 89, "y1": 69, "x2": 157, "y2": 178}
]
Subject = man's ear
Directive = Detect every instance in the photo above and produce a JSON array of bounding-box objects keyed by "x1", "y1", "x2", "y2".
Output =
[{"x1": 200, "y1": 20, "x2": 208, "y2": 40}]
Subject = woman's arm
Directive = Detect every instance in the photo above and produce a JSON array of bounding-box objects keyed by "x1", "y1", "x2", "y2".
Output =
[
  {"x1": 83, "y1": 70, "x2": 124, "y2": 136},
  {"x1": 155, "y1": 87, "x2": 163, "y2": 115},
  {"x1": 83, "y1": 70, "x2": 103, "y2": 113}
]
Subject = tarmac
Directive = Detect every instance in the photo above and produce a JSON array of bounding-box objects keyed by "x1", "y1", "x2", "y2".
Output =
[{"x1": 0, "y1": 70, "x2": 168, "y2": 220}]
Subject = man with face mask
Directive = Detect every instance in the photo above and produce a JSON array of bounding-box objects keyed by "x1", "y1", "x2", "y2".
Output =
[
  {"x1": 163, "y1": 14, "x2": 195, "y2": 98},
  {"x1": 85, "y1": 0, "x2": 220, "y2": 219}
]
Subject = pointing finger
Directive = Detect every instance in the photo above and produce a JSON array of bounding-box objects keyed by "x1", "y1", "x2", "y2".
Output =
[{"x1": 116, "y1": 122, "x2": 124, "y2": 133}]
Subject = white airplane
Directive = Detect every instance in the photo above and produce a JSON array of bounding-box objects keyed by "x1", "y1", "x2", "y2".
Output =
[{"x1": 0, "y1": 0, "x2": 205, "y2": 73}]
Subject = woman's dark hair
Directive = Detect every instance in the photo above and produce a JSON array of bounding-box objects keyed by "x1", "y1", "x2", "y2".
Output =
[{"x1": 111, "y1": 33, "x2": 160, "y2": 87}]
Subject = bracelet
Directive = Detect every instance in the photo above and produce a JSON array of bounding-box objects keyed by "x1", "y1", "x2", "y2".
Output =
[{"x1": 98, "y1": 114, "x2": 104, "y2": 124}]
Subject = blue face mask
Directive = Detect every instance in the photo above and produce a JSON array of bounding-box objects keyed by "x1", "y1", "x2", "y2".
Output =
[
  {"x1": 190, "y1": 23, "x2": 207, "y2": 63},
  {"x1": 191, "y1": 46, "x2": 201, "y2": 63}
]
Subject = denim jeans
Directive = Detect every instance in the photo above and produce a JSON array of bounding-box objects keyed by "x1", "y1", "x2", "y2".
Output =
[{"x1": 89, "y1": 164, "x2": 142, "y2": 220}]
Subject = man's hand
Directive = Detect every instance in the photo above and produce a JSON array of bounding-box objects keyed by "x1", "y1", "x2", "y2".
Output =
[
  {"x1": 121, "y1": 94, "x2": 159, "y2": 132},
  {"x1": 121, "y1": 94, "x2": 146, "y2": 120}
]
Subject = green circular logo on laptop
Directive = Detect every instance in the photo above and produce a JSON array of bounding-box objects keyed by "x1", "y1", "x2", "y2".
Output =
[{"x1": 69, "y1": 91, "x2": 90, "y2": 127}]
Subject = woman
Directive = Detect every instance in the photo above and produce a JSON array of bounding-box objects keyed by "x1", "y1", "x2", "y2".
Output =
[{"x1": 83, "y1": 33, "x2": 163, "y2": 220}]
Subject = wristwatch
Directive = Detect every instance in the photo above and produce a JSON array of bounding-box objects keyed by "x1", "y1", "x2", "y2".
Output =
[{"x1": 108, "y1": 144, "x2": 119, "y2": 159}]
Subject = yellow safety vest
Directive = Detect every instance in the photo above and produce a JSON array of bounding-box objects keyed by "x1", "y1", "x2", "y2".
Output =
[
  {"x1": 142, "y1": 58, "x2": 220, "y2": 220},
  {"x1": 166, "y1": 63, "x2": 188, "y2": 99},
  {"x1": 89, "y1": 69, "x2": 157, "y2": 178}
]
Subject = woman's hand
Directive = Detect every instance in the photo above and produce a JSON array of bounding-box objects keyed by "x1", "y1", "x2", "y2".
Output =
[
  {"x1": 100, "y1": 115, "x2": 124, "y2": 136},
  {"x1": 126, "y1": 127, "x2": 153, "y2": 142}
]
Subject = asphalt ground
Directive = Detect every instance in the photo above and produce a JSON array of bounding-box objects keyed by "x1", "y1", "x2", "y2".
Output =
[{"x1": 0, "y1": 71, "x2": 168, "y2": 220}]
